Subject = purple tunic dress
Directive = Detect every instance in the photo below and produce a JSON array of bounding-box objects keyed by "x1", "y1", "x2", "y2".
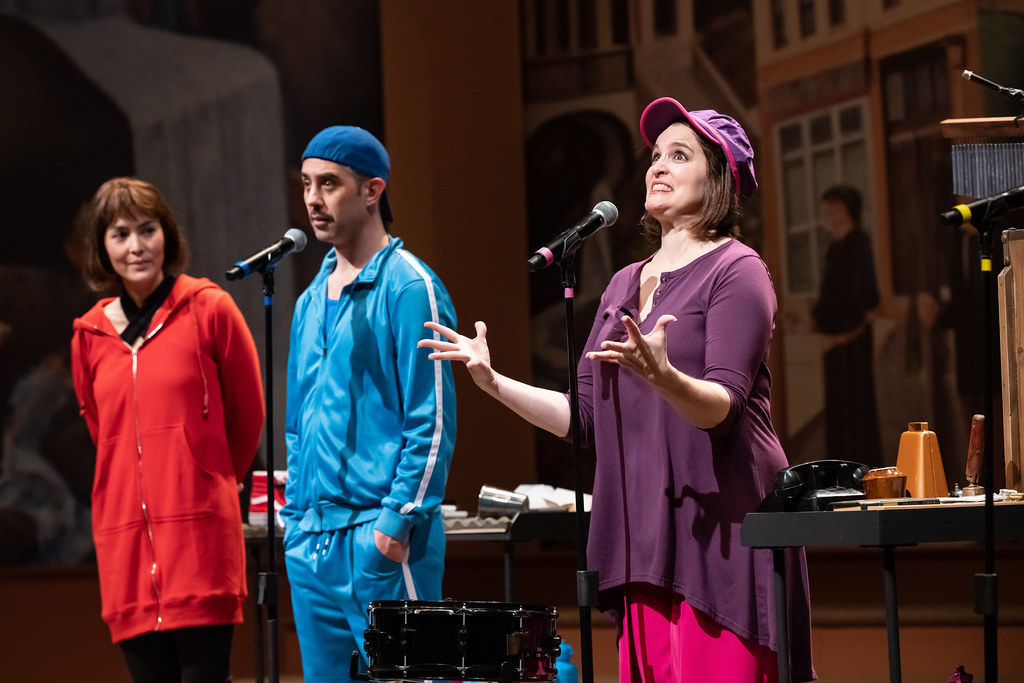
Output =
[{"x1": 574, "y1": 238, "x2": 814, "y2": 679}]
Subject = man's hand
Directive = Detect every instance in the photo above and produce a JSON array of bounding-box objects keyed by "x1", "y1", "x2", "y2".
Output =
[{"x1": 374, "y1": 528, "x2": 407, "y2": 562}]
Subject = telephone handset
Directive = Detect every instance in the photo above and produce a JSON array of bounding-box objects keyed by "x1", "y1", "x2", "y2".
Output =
[{"x1": 757, "y1": 459, "x2": 870, "y2": 512}]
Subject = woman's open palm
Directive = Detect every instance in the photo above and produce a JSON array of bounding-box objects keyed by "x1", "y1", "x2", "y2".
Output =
[{"x1": 419, "y1": 321, "x2": 496, "y2": 389}]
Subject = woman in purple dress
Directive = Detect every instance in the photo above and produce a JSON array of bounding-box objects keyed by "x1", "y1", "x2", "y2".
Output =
[{"x1": 420, "y1": 97, "x2": 814, "y2": 682}]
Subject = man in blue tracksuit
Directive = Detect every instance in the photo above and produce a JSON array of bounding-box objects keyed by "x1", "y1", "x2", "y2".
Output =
[{"x1": 282, "y1": 125, "x2": 457, "y2": 682}]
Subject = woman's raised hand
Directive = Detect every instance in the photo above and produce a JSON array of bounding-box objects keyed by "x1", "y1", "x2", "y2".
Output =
[
  {"x1": 587, "y1": 313, "x2": 730, "y2": 429},
  {"x1": 419, "y1": 321, "x2": 496, "y2": 390},
  {"x1": 422, "y1": 320, "x2": 573, "y2": 435},
  {"x1": 586, "y1": 314, "x2": 678, "y2": 387}
]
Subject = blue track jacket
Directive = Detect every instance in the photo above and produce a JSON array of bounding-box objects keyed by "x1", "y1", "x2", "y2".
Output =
[{"x1": 282, "y1": 237, "x2": 456, "y2": 543}]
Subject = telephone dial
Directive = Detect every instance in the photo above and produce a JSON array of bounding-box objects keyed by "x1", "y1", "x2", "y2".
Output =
[{"x1": 757, "y1": 459, "x2": 870, "y2": 512}]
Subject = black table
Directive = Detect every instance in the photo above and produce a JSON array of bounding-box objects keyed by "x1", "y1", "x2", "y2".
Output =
[
  {"x1": 444, "y1": 509, "x2": 587, "y2": 601},
  {"x1": 740, "y1": 501, "x2": 1024, "y2": 683}
]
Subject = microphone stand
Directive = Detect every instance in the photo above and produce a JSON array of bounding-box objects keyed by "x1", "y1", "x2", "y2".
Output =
[
  {"x1": 555, "y1": 253, "x2": 597, "y2": 683},
  {"x1": 257, "y1": 269, "x2": 281, "y2": 683},
  {"x1": 973, "y1": 223, "x2": 998, "y2": 682}
]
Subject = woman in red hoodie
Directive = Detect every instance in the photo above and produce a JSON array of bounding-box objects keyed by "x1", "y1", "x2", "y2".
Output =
[{"x1": 71, "y1": 178, "x2": 265, "y2": 683}]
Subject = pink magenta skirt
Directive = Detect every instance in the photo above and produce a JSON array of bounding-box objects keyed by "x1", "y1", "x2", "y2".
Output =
[{"x1": 618, "y1": 582, "x2": 778, "y2": 682}]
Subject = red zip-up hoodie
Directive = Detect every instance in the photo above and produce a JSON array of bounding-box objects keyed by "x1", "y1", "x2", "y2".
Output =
[{"x1": 71, "y1": 275, "x2": 264, "y2": 642}]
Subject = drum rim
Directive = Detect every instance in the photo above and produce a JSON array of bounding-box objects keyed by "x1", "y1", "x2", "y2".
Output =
[{"x1": 368, "y1": 599, "x2": 557, "y2": 613}]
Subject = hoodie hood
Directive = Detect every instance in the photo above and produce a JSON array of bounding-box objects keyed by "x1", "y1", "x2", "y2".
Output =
[
  {"x1": 72, "y1": 274, "x2": 219, "y2": 337},
  {"x1": 72, "y1": 274, "x2": 222, "y2": 418}
]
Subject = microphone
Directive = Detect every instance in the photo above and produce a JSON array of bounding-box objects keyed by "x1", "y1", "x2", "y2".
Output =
[
  {"x1": 940, "y1": 185, "x2": 1024, "y2": 227},
  {"x1": 962, "y1": 70, "x2": 1024, "y2": 107},
  {"x1": 226, "y1": 228, "x2": 308, "y2": 280},
  {"x1": 527, "y1": 201, "x2": 618, "y2": 272}
]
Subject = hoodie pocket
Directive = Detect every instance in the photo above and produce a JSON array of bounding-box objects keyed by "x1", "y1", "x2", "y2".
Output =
[
  {"x1": 92, "y1": 433, "x2": 146, "y2": 536},
  {"x1": 140, "y1": 424, "x2": 226, "y2": 521},
  {"x1": 355, "y1": 518, "x2": 402, "y2": 577}
]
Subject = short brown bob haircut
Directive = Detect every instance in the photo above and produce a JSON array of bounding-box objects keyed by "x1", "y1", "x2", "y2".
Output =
[
  {"x1": 640, "y1": 119, "x2": 742, "y2": 243},
  {"x1": 80, "y1": 177, "x2": 189, "y2": 292}
]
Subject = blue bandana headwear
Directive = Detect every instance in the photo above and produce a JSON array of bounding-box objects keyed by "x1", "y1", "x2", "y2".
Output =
[{"x1": 302, "y1": 125, "x2": 393, "y2": 222}]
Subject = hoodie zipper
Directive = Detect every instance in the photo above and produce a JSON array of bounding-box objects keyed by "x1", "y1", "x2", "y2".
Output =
[
  {"x1": 83, "y1": 283, "x2": 207, "y2": 633},
  {"x1": 132, "y1": 321, "x2": 166, "y2": 630},
  {"x1": 131, "y1": 345, "x2": 161, "y2": 630},
  {"x1": 309, "y1": 291, "x2": 332, "y2": 511},
  {"x1": 86, "y1": 318, "x2": 166, "y2": 628}
]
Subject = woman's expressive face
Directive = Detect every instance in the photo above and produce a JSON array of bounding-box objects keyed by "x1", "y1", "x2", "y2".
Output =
[
  {"x1": 104, "y1": 213, "x2": 166, "y2": 296},
  {"x1": 644, "y1": 122, "x2": 708, "y2": 224}
]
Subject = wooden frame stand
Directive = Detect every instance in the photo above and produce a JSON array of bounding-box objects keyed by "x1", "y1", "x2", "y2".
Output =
[{"x1": 998, "y1": 228, "x2": 1024, "y2": 491}]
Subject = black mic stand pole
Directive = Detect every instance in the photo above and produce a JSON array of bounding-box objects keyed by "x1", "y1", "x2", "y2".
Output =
[
  {"x1": 974, "y1": 223, "x2": 998, "y2": 682},
  {"x1": 258, "y1": 268, "x2": 281, "y2": 683},
  {"x1": 556, "y1": 253, "x2": 597, "y2": 683}
]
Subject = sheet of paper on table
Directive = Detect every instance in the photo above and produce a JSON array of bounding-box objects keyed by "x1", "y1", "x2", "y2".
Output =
[{"x1": 514, "y1": 484, "x2": 592, "y2": 512}]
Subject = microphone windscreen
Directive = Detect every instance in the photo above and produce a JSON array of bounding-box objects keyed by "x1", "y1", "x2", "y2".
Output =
[
  {"x1": 285, "y1": 228, "x2": 308, "y2": 253},
  {"x1": 594, "y1": 201, "x2": 619, "y2": 226}
]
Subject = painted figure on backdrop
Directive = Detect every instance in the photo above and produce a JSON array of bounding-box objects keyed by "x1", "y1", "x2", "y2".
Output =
[{"x1": 811, "y1": 185, "x2": 883, "y2": 467}]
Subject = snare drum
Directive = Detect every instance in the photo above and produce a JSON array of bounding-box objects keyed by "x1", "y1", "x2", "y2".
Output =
[{"x1": 363, "y1": 600, "x2": 560, "y2": 681}]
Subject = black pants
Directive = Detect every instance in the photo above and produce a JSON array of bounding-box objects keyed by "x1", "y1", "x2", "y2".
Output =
[{"x1": 118, "y1": 624, "x2": 234, "y2": 683}]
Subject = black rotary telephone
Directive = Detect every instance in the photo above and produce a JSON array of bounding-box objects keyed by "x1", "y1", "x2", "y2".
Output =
[{"x1": 757, "y1": 460, "x2": 870, "y2": 512}]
